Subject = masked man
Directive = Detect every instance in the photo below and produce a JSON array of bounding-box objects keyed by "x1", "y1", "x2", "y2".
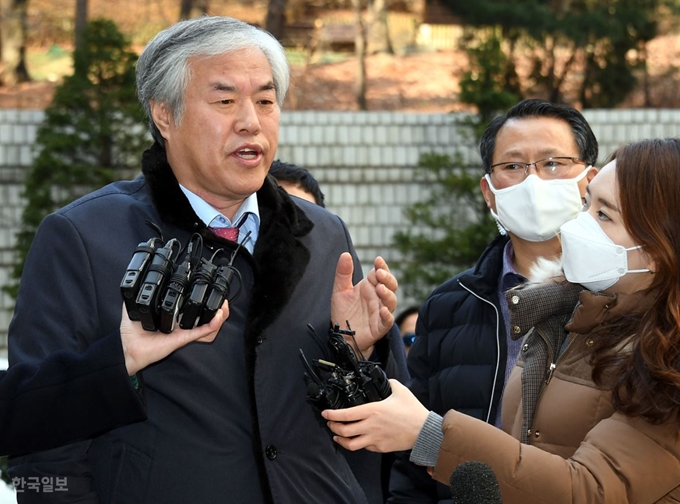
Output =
[{"x1": 389, "y1": 99, "x2": 599, "y2": 503}]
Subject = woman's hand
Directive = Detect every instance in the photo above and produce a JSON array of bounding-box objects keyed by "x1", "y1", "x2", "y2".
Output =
[{"x1": 322, "y1": 379, "x2": 429, "y2": 453}]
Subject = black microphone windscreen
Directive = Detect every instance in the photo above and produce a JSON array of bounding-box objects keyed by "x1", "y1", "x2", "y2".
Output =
[
  {"x1": 214, "y1": 256, "x2": 232, "y2": 267},
  {"x1": 450, "y1": 461, "x2": 503, "y2": 504}
]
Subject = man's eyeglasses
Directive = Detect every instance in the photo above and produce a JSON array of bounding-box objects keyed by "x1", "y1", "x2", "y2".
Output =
[
  {"x1": 402, "y1": 333, "x2": 417, "y2": 347},
  {"x1": 490, "y1": 157, "x2": 586, "y2": 181}
]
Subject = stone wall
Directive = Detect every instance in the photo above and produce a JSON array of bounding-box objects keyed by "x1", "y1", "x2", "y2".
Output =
[{"x1": 2, "y1": 108, "x2": 680, "y2": 353}]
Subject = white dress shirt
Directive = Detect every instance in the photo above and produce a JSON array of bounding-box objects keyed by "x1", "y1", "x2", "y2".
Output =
[{"x1": 179, "y1": 184, "x2": 260, "y2": 254}]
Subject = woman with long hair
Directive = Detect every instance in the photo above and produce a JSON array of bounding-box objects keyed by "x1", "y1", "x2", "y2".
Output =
[{"x1": 324, "y1": 137, "x2": 680, "y2": 503}]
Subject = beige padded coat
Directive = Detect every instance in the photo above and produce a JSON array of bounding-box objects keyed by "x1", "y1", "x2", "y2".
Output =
[{"x1": 432, "y1": 281, "x2": 680, "y2": 503}]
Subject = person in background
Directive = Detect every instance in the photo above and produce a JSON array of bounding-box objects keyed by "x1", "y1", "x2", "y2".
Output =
[
  {"x1": 1, "y1": 303, "x2": 226, "y2": 456},
  {"x1": 388, "y1": 99, "x2": 599, "y2": 503},
  {"x1": 324, "y1": 137, "x2": 680, "y2": 504},
  {"x1": 394, "y1": 306, "x2": 419, "y2": 355},
  {"x1": 269, "y1": 159, "x2": 325, "y2": 207},
  {"x1": 8, "y1": 16, "x2": 406, "y2": 504}
]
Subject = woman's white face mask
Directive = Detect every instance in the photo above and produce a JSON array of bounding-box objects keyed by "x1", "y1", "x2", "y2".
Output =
[
  {"x1": 485, "y1": 167, "x2": 589, "y2": 242},
  {"x1": 560, "y1": 211, "x2": 650, "y2": 292}
]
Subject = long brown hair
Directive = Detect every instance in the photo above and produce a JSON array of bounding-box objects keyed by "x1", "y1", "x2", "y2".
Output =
[{"x1": 591, "y1": 138, "x2": 680, "y2": 425}]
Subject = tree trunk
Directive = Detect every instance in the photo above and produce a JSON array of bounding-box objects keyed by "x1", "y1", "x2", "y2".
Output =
[
  {"x1": 366, "y1": 0, "x2": 392, "y2": 54},
  {"x1": 0, "y1": 0, "x2": 31, "y2": 85},
  {"x1": 74, "y1": 0, "x2": 88, "y2": 52},
  {"x1": 265, "y1": 0, "x2": 286, "y2": 40},
  {"x1": 179, "y1": 0, "x2": 192, "y2": 20},
  {"x1": 179, "y1": 0, "x2": 208, "y2": 20},
  {"x1": 640, "y1": 42, "x2": 651, "y2": 107},
  {"x1": 353, "y1": 0, "x2": 367, "y2": 110}
]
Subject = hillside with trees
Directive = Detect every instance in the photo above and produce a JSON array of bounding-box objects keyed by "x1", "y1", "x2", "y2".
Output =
[{"x1": 2, "y1": 0, "x2": 680, "y2": 111}]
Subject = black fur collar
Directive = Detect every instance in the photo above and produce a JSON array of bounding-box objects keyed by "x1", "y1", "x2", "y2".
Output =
[{"x1": 141, "y1": 140, "x2": 314, "y2": 337}]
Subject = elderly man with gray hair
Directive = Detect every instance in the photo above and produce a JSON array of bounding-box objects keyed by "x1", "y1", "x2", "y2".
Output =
[{"x1": 8, "y1": 16, "x2": 407, "y2": 504}]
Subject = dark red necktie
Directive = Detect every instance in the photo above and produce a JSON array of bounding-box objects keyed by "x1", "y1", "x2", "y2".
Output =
[{"x1": 209, "y1": 226, "x2": 239, "y2": 242}]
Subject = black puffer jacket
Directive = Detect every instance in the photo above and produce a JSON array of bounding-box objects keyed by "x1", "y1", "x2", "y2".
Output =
[{"x1": 388, "y1": 234, "x2": 510, "y2": 504}]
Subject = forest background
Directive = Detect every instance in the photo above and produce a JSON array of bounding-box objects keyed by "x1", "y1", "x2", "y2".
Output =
[{"x1": 2, "y1": 0, "x2": 680, "y2": 113}]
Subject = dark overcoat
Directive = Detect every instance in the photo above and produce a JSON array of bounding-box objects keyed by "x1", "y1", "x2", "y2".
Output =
[{"x1": 8, "y1": 142, "x2": 407, "y2": 504}]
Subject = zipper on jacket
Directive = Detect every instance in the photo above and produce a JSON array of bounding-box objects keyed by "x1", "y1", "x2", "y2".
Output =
[
  {"x1": 529, "y1": 332, "x2": 579, "y2": 436},
  {"x1": 545, "y1": 362, "x2": 556, "y2": 384},
  {"x1": 534, "y1": 326, "x2": 556, "y2": 389},
  {"x1": 458, "y1": 280, "x2": 502, "y2": 425},
  {"x1": 533, "y1": 326, "x2": 579, "y2": 397},
  {"x1": 545, "y1": 335, "x2": 579, "y2": 385},
  {"x1": 525, "y1": 326, "x2": 556, "y2": 438}
]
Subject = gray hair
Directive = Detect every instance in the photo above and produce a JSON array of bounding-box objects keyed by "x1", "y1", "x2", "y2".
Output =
[{"x1": 136, "y1": 16, "x2": 290, "y2": 144}]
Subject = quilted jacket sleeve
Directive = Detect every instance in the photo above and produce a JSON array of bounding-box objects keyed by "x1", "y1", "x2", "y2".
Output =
[{"x1": 434, "y1": 410, "x2": 680, "y2": 504}]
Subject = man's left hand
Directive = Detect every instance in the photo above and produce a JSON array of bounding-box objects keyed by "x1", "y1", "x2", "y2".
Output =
[{"x1": 330, "y1": 253, "x2": 397, "y2": 356}]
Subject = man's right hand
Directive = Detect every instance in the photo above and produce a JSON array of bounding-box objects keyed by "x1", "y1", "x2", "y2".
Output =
[{"x1": 120, "y1": 301, "x2": 228, "y2": 376}]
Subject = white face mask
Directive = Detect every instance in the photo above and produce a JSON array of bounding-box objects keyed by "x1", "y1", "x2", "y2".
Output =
[
  {"x1": 560, "y1": 211, "x2": 650, "y2": 292},
  {"x1": 485, "y1": 168, "x2": 589, "y2": 242}
]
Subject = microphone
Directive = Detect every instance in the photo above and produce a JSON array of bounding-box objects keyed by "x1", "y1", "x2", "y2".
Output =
[{"x1": 450, "y1": 461, "x2": 503, "y2": 504}]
